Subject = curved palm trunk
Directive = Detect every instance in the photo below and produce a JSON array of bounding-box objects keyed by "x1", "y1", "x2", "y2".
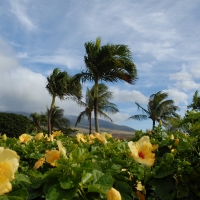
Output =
[
  {"x1": 48, "y1": 96, "x2": 56, "y2": 136},
  {"x1": 152, "y1": 120, "x2": 156, "y2": 130},
  {"x1": 93, "y1": 82, "x2": 99, "y2": 132}
]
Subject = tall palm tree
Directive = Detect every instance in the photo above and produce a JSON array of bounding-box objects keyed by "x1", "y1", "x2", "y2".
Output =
[
  {"x1": 46, "y1": 68, "x2": 82, "y2": 135},
  {"x1": 46, "y1": 106, "x2": 71, "y2": 133},
  {"x1": 75, "y1": 83, "x2": 119, "y2": 134},
  {"x1": 127, "y1": 91, "x2": 180, "y2": 129},
  {"x1": 74, "y1": 37, "x2": 137, "y2": 132}
]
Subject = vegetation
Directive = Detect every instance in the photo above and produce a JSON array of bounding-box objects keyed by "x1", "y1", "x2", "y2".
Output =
[
  {"x1": 74, "y1": 37, "x2": 137, "y2": 132},
  {"x1": 46, "y1": 68, "x2": 82, "y2": 135},
  {"x1": 0, "y1": 112, "x2": 31, "y2": 137},
  {"x1": 75, "y1": 83, "x2": 119, "y2": 134},
  {"x1": 187, "y1": 90, "x2": 200, "y2": 110},
  {"x1": 127, "y1": 91, "x2": 180, "y2": 129},
  {"x1": 0, "y1": 124, "x2": 200, "y2": 199}
]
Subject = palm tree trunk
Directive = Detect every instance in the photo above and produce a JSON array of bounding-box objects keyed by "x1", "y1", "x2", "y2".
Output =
[
  {"x1": 93, "y1": 82, "x2": 99, "y2": 132},
  {"x1": 48, "y1": 96, "x2": 55, "y2": 136},
  {"x1": 152, "y1": 120, "x2": 156, "y2": 130}
]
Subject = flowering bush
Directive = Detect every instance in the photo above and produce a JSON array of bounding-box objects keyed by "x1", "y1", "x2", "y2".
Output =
[{"x1": 0, "y1": 125, "x2": 199, "y2": 199}]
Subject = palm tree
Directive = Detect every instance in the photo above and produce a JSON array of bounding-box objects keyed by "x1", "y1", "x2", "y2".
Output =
[
  {"x1": 75, "y1": 83, "x2": 119, "y2": 134},
  {"x1": 46, "y1": 106, "x2": 71, "y2": 133},
  {"x1": 127, "y1": 91, "x2": 180, "y2": 129},
  {"x1": 46, "y1": 68, "x2": 82, "y2": 135},
  {"x1": 74, "y1": 37, "x2": 137, "y2": 132},
  {"x1": 29, "y1": 112, "x2": 47, "y2": 133}
]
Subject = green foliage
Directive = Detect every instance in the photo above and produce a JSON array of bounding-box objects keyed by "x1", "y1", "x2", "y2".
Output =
[
  {"x1": 0, "y1": 112, "x2": 31, "y2": 137},
  {"x1": 0, "y1": 126, "x2": 200, "y2": 199}
]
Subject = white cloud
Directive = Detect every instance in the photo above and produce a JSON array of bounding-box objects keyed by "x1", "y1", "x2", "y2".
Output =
[
  {"x1": 191, "y1": 63, "x2": 200, "y2": 78},
  {"x1": 110, "y1": 87, "x2": 148, "y2": 104},
  {"x1": 32, "y1": 49, "x2": 83, "y2": 69},
  {"x1": 169, "y1": 65, "x2": 200, "y2": 91},
  {"x1": 9, "y1": 0, "x2": 37, "y2": 31},
  {"x1": 162, "y1": 88, "x2": 188, "y2": 105},
  {"x1": 0, "y1": 38, "x2": 84, "y2": 116}
]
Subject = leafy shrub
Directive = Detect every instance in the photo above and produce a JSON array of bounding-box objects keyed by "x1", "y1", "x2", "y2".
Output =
[{"x1": 0, "y1": 112, "x2": 31, "y2": 137}]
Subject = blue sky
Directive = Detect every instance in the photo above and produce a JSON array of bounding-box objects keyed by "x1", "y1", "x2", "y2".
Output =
[{"x1": 0, "y1": 0, "x2": 200, "y2": 131}]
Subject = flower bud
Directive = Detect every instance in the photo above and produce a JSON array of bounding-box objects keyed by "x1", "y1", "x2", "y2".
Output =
[
  {"x1": 2, "y1": 134, "x2": 7, "y2": 141},
  {"x1": 106, "y1": 188, "x2": 121, "y2": 200},
  {"x1": 174, "y1": 139, "x2": 179, "y2": 146}
]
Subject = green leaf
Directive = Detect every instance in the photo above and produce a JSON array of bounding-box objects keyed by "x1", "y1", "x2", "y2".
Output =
[
  {"x1": 46, "y1": 184, "x2": 77, "y2": 200},
  {"x1": 155, "y1": 164, "x2": 174, "y2": 178},
  {"x1": 81, "y1": 171, "x2": 94, "y2": 185},
  {"x1": 114, "y1": 181, "x2": 132, "y2": 200},
  {"x1": 177, "y1": 141, "x2": 191, "y2": 151},
  {"x1": 0, "y1": 186, "x2": 28, "y2": 200},
  {"x1": 70, "y1": 147, "x2": 88, "y2": 162},
  {"x1": 88, "y1": 172, "x2": 113, "y2": 194},
  {"x1": 150, "y1": 177, "x2": 174, "y2": 200}
]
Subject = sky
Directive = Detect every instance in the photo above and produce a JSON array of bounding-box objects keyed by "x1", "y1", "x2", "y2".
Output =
[{"x1": 0, "y1": 0, "x2": 200, "y2": 131}]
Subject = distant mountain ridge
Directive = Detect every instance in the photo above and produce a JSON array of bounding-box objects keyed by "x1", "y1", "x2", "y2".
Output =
[
  {"x1": 1, "y1": 111, "x2": 135, "y2": 133},
  {"x1": 66, "y1": 115, "x2": 135, "y2": 132}
]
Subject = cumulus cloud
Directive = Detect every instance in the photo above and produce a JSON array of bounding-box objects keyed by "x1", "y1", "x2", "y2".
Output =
[
  {"x1": 169, "y1": 65, "x2": 200, "y2": 91},
  {"x1": 162, "y1": 88, "x2": 188, "y2": 105},
  {"x1": 0, "y1": 38, "x2": 84, "y2": 116},
  {"x1": 109, "y1": 87, "x2": 148, "y2": 104}
]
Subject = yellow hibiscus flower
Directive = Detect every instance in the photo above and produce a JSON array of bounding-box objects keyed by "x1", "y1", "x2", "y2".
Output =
[
  {"x1": 128, "y1": 136, "x2": 158, "y2": 167},
  {"x1": 0, "y1": 147, "x2": 20, "y2": 195},
  {"x1": 76, "y1": 133, "x2": 87, "y2": 143},
  {"x1": 57, "y1": 140, "x2": 66, "y2": 158},
  {"x1": 94, "y1": 132, "x2": 107, "y2": 143},
  {"x1": 52, "y1": 130, "x2": 61, "y2": 137},
  {"x1": 106, "y1": 187, "x2": 121, "y2": 200},
  {"x1": 33, "y1": 158, "x2": 45, "y2": 170},
  {"x1": 19, "y1": 134, "x2": 33, "y2": 144},
  {"x1": 34, "y1": 132, "x2": 44, "y2": 141},
  {"x1": 45, "y1": 150, "x2": 60, "y2": 166}
]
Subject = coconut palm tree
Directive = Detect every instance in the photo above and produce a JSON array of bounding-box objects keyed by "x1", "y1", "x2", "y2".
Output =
[
  {"x1": 74, "y1": 37, "x2": 137, "y2": 132},
  {"x1": 127, "y1": 91, "x2": 180, "y2": 129},
  {"x1": 75, "y1": 83, "x2": 119, "y2": 134},
  {"x1": 46, "y1": 68, "x2": 82, "y2": 135},
  {"x1": 46, "y1": 106, "x2": 71, "y2": 133}
]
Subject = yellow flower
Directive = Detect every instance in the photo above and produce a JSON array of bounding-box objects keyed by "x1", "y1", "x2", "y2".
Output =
[
  {"x1": 106, "y1": 133, "x2": 113, "y2": 138},
  {"x1": 169, "y1": 134, "x2": 174, "y2": 140},
  {"x1": 2, "y1": 134, "x2": 7, "y2": 141},
  {"x1": 33, "y1": 158, "x2": 45, "y2": 170},
  {"x1": 19, "y1": 134, "x2": 33, "y2": 144},
  {"x1": 128, "y1": 136, "x2": 158, "y2": 167},
  {"x1": 94, "y1": 131, "x2": 107, "y2": 143},
  {"x1": 0, "y1": 147, "x2": 20, "y2": 195},
  {"x1": 52, "y1": 130, "x2": 61, "y2": 137},
  {"x1": 76, "y1": 133, "x2": 86, "y2": 143},
  {"x1": 57, "y1": 140, "x2": 66, "y2": 158},
  {"x1": 34, "y1": 132, "x2": 44, "y2": 141},
  {"x1": 45, "y1": 150, "x2": 60, "y2": 166},
  {"x1": 135, "y1": 181, "x2": 145, "y2": 191},
  {"x1": 106, "y1": 187, "x2": 121, "y2": 200}
]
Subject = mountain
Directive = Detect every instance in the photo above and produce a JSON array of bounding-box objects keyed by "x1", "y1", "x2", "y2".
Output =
[
  {"x1": 1, "y1": 111, "x2": 135, "y2": 134},
  {"x1": 66, "y1": 115, "x2": 135, "y2": 132}
]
